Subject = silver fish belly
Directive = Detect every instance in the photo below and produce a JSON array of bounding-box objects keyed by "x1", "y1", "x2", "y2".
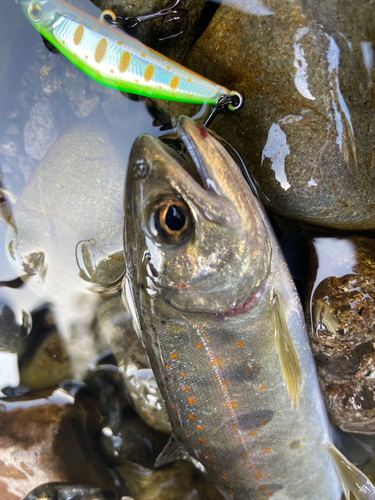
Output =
[{"x1": 123, "y1": 116, "x2": 375, "y2": 500}]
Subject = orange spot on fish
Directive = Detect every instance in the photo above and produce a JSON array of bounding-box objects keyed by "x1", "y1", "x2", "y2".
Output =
[
  {"x1": 186, "y1": 435, "x2": 190, "y2": 438},
  {"x1": 211, "y1": 358, "x2": 224, "y2": 368},
  {"x1": 198, "y1": 438, "x2": 205, "y2": 444},
  {"x1": 167, "y1": 327, "x2": 173, "y2": 331},
  {"x1": 302, "y1": 437, "x2": 306, "y2": 441},
  {"x1": 62, "y1": 41, "x2": 66, "y2": 45},
  {"x1": 260, "y1": 419, "x2": 266, "y2": 425},
  {"x1": 178, "y1": 327, "x2": 183, "y2": 330},
  {"x1": 222, "y1": 476, "x2": 228, "y2": 482},
  {"x1": 258, "y1": 385, "x2": 266, "y2": 391},
  {"x1": 198, "y1": 323, "x2": 204, "y2": 329},
  {"x1": 170, "y1": 353, "x2": 178, "y2": 359},
  {"x1": 248, "y1": 431, "x2": 257, "y2": 437},
  {"x1": 237, "y1": 341, "x2": 244, "y2": 348},
  {"x1": 166, "y1": 65, "x2": 171, "y2": 70},
  {"x1": 254, "y1": 471, "x2": 264, "y2": 480},
  {"x1": 171, "y1": 405, "x2": 178, "y2": 411},
  {"x1": 187, "y1": 77, "x2": 192, "y2": 82},
  {"x1": 241, "y1": 452, "x2": 248, "y2": 458},
  {"x1": 213, "y1": 466, "x2": 217, "y2": 470},
  {"x1": 196, "y1": 425, "x2": 204, "y2": 431},
  {"x1": 238, "y1": 437, "x2": 243, "y2": 443},
  {"x1": 118, "y1": 41, "x2": 123, "y2": 46},
  {"x1": 297, "y1": 444, "x2": 301, "y2": 449},
  {"x1": 198, "y1": 450, "x2": 202, "y2": 454},
  {"x1": 196, "y1": 344, "x2": 201, "y2": 349},
  {"x1": 141, "y1": 53, "x2": 146, "y2": 58},
  {"x1": 165, "y1": 365, "x2": 170, "y2": 369},
  {"x1": 178, "y1": 373, "x2": 185, "y2": 377},
  {"x1": 189, "y1": 414, "x2": 195, "y2": 419},
  {"x1": 92, "y1": 26, "x2": 98, "y2": 32},
  {"x1": 249, "y1": 464, "x2": 253, "y2": 469},
  {"x1": 233, "y1": 424, "x2": 238, "y2": 430},
  {"x1": 205, "y1": 455, "x2": 211, "y2": 461},
  {"x1": 181, "y1": 386, "x2": 190, "y2": 391},
  {"x1": 262, "y1": 448, "x2": 271, "y2": 454},
  {"x1": 188, "y1": 397, "x2": 196, "y2": 404},
  {"x1": 226, "y1": 401, "x2": 238, "y2": 409}
]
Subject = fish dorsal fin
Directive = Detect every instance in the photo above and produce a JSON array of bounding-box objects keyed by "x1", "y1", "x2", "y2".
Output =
[
  {"x1": 273, "y1": 294, "x2": 301, "y2": 408},
  {"x1": 329, "y1": 443, "x2": 375, "y2": 500}
]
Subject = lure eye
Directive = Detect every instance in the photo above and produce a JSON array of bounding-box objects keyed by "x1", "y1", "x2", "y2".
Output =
[
  {"x1": 153, "y1": 198, "x2": 193, "y2": 245},
  {"x1": 29, "y1": 4, "x2": 42, "y2": 21}
]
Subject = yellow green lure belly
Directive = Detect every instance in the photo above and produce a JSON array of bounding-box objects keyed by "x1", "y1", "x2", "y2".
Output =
[{"x1": 18, "y1": 0, "x2": 233, "y2": 105}]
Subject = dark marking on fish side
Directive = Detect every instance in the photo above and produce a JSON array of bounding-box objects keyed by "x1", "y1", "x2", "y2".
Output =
[
  {"x1": 236, "y1": 409, "x2": 274, "y2": 429},
  {"x1": 226, "y1": 364, "x2": 260, "y2": 382},
  {"x1": 259, "y1": 482, "x2": 283, "y2": 494}
]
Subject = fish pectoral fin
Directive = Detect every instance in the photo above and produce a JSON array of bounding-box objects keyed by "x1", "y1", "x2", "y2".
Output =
[
  {"x1": 155, "y1": 435, "x2": 206, "y2": 474},
  {"x1": 273, "y1": 294, "x2": 301, "y2": 408},
  {"x1": 155, "y1": 435, "x2": 187, "y2": 467},
  {"x1": 329, "y1": 443, "x2": 375, "y2": 500}
]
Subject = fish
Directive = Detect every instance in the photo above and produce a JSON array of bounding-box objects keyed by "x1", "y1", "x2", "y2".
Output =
[
  {"x1": 123, "y1": 115, "x2": 375, "y2": 500},
  {"x1": 16, "y1": 0, "x2": 236, "y2": 105}
]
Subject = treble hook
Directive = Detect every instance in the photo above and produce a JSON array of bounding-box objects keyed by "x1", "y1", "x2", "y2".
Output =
[{"x1": 103, "y1": 0, "x2": 188, "y2": 41}]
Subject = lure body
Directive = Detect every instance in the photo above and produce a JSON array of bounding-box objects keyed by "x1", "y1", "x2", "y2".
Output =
[{"x1": 18, "y1": 0, "x2": 231, "y2": 104}]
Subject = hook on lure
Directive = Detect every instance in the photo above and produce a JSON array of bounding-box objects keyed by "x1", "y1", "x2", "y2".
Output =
[
  {"x1": 204, "y1": 92, "x2": 244, "y2": 128},
  {"x1": 102, "y1": 0, "x2": 188, "y2": 41}
]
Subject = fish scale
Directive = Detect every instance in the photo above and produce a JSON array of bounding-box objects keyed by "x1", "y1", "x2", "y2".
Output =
[
  {"x1": 17, "y1": 0, "x2": 231, "y2": 104},
  {"x1": 124, "y1": 116, "x2": 375, "y2": 499}
]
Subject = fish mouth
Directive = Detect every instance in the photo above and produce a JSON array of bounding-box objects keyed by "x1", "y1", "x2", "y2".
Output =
[{"x1": 126, "y1": 116, "x2": 272, "y2": 315}]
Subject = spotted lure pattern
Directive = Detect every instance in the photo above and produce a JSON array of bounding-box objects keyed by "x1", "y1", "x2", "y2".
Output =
[{"x1": 17, "y1": 0, "x2": 233, "y2": 104}]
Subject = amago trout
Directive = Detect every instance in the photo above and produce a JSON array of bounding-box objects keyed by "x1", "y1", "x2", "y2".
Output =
[{"x1": 123, "y1": 116, "x2": 375, "y2": 500}]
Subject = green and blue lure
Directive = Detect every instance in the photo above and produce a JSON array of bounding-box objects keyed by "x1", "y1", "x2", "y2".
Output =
[{"x1": 17, "y1": 0, "x2": 240, "y2": 106}]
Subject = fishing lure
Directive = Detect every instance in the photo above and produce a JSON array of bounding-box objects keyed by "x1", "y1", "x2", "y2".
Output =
[{"x1": 16, "y1": 0, "x2": 242, "y2": 109}]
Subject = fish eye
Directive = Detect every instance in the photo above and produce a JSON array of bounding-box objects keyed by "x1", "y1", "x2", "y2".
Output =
[
  {"x1": 29, "y1": 4, "x2": 42, "y2": 21},
  {"x1": 153, "y1": 198, "x2": 193, "y2": 245}
]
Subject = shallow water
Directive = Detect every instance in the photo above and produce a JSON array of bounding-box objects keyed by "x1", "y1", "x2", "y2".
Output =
[{"x1": 1, "y1": 0, "x2": 375, "y2": 499}]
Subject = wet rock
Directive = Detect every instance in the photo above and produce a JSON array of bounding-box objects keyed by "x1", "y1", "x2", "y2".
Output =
[
  {"x1": 0, "y1": 389, "x2": 121, "y2": 499},
  {"x1": 97, "y1": 295, "x2": 171, "y2": 434},
  {"x1": 90, "y1": 0, "x2": 206, "y2": 62},
  {"x1": 6, "y1": 122, "x2": 126, "y2": 304},
  {"x1": 101, "y1": 409, "x2": 169, "y2": 468},
  {"x1": 23, "y1": 483, "x2": 118, "y2": 500},
  {"x1": 169, "y1": 0, "x2": 375, "y2": 229},
  {"x1": 0, "y1": 2, "x2": 25, "y2": 130},
  {"x1": 83, "y1": 365, "x2": 129, "y2": 429},
  {"x1": 23, "y1": 98, "x2": 61, "y2": 161},
  {"x1": 19, "y1": 307, "x2": 72, "y2": 391},
  {"x1": 0, "y1": 136, "x2": 23, "y2": 158},
  {"x1": 306, "y1": 236, "x2": 375, "y2": 433},
  {"x1": 117, "y1": 460, "x2": 224, "y2": 500},
  {"x1": 0, "y1": 301, "x2": 31, "y2": 353}
]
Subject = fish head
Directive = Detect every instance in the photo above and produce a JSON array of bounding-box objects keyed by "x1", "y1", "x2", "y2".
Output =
[
  {"x1": 16, "y1": 0, "x2": 56, "y2": 33},
  {"x1": 124, "y1": 116, "x2": 271, "y2": 315}
]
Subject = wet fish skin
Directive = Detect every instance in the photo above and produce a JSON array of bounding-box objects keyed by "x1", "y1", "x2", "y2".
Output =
[{"x1": 123, "y1": 116, "x2": 365, "y2": 499}]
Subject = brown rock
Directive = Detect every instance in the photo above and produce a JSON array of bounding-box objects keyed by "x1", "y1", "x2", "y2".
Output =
[
  {"x1": 167, "y1": 0, "x2": 375, "y2": 229},
  {"x1": 306, "y1": 236, "x2": 375, "y2": 432},
  {"x1": 0, "y1": 390, "x2": 120, "y2": 499}
]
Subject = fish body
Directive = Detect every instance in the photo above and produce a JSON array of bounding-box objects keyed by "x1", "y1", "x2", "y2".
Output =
[
  {"x1": 17, "y1": 0, "x2": 230, "y2": 104},
  {"x1": 123, "y1": 117, "x2": 375, "y2": 499}
]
